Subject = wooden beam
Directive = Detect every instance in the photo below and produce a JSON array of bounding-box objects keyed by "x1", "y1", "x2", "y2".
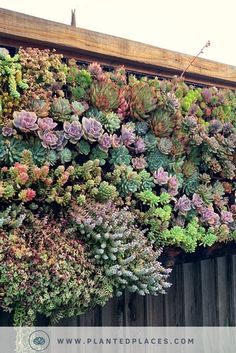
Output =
[
  {"x1": 160, "y1": 242, "x2": 236, "y2": 267},
  {"x1": 0, "y1": 8, "x2": 236, "y2": 88}
]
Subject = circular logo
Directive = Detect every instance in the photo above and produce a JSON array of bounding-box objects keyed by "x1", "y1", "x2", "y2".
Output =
[{"x1": 29, "y1": 330, "x2": 50, "y2": 351}]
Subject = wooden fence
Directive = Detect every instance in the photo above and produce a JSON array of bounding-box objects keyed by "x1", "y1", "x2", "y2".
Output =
[
  {"x1": 0, "y1": 8, "x2": 236, "y2": 327},
  {"x1": 1, "y1": 255, "x2": 236, "y2": 326}
]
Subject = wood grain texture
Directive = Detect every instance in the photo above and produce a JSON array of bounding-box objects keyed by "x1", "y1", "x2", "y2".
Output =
[{"x1": 1, "y1": 8, "x2": 236, "y2": 88}]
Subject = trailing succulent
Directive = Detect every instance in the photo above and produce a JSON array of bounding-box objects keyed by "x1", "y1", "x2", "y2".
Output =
[{"x1": 0, "y1": 47, "x2": 235, "y2": 326}]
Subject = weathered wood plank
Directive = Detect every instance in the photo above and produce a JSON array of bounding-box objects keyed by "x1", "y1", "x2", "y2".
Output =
[
  {"x1": 216, "y1": 257, "x2": 230, "y2": 326},
  {"x1": 1, "y1": 8, "x2": 236, "y2": 88},
  {"x1": 228, "y1": 255, "x2": 236, "y2": 325},
  {"x1": 201, "y1": 258, "x2": 218, "y2": 326},
  {"x1": 124, "y1": 292, "x2": 146, "y2": 326},
  {"x1": 145, "y1": 294, "x2": 165, "y2": 326},
  {"x1": 100, "y1": 296, "x2": 125, "y2": 326},
  {"x1": 78, "y1": 307, "x2": 102, "y2": 326},
  {"x1": 164, "y1": 265, "x2": 185, "y2": 326},
  {"x1": 183, "y1": 261, "x2": 203, "y2": 326}
]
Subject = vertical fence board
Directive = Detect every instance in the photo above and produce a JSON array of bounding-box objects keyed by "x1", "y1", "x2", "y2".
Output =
[
  {"x1": 145, "y1": 294, "x2": 165, "y2": 326},
  {"x1": 164, "y1": 264, "x2": 185, "y2": 326},
  {"x1": 216, "y1": 256, "x2": 230, "y2": 326},
  {"x1": 228, "y1": 255, "x2": 236, "y2": 326},
  {"x1": 124, "y1": 292, "x2": 146, "y2": 326},
  {"x1": 101, "y1": 297, "x2": 125, "y2": 326},
  {"x1": 201, "y1": 258, "x2": 218, "y2": 326},
  {"x1": 183, "y1": 261, "x2": 203, "y2": 326}
]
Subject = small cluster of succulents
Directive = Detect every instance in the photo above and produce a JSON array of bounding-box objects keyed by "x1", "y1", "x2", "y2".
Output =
[{"x1": 0, "y1": 47, "x2": 235, "y2": 325}]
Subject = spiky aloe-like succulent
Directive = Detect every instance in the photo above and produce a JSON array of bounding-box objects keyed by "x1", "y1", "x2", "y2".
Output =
[
  {"x1": 70, "y1": 201, "x2": 171, "y2": 296},
  {"x1": 129, "y1": 81, "x2": 157, "y2": 119},
  {"x1": 150, "y1": 108, "x2": 175, "y2": 137},
  {"x1": 90, "y1": 81, "x2": 121, "y2": 112}
]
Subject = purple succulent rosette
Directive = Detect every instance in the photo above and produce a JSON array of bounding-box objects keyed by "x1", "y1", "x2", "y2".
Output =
[
  {"x1": 175, "y1": 195, "x2": 192, "y2": 215},
  {"x1": 200, "y1": 207, "x2": 220, "y2": 226},
  {"x1": 13, "y1": 110, "x2": 38, "y2": 132},
  {"x1": 99, "y1": 133, "x2": 112, "y2": 152},
  {"x1": 38, "y1": 117, "x2": 57, "y2": 131},
  {"x1": 82, "y1": 117, "x2": 104, "y2": 142},
  {"x1": 111, "y1": 134, "x2": 121, "y2": 148},
  {"x1": 192, "y1": 193, "x2": 204, "y2": 210},
  {"x1": 134, "y1": 137, "x2": 146, "y2": 154},
  {"x1": 38, "y1": 129, "x2": 67, "y2": 150},
  {"x1": 63, "y1": 120, "x2": 83, "y2": 144},
  {"x1": 121, "y1": 125, "x2": 135, "y2": 147},
  {"x1": 153, "y1": 167, "x2": 169, "y2": 185},
  {"x1": 168, "y1": 176, "x2": 179, "y2": 197},
  {"x1": 2, "y1": 126, "x2": 13, "y2": 137},
  {"x1": 132, "y1": 156, "x2": 147, "y2": 170},
  {"x1": 221, "y1": 210, "x2": 234, "y2": 224}
]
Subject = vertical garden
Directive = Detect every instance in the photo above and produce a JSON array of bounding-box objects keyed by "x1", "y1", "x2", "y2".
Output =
[{"x1": 0, "y1": 46, "x2": 235, "y2": 326}]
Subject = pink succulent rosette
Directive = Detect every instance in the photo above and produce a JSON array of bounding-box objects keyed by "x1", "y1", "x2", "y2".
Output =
[
  {"x1": 38, "y1": 117, "x2": 57, "y2": 131},
  {"x1": 82, "y1": 117, "x2": 104, "y2": 142},
  {"x1": 13, "y1": 110, "x2": 38, "y2": 132},
  {"x1": 63, "y1": 120, "x2": 83, "y2": 144}
]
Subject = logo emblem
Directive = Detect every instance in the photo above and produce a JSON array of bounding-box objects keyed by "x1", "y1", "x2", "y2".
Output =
[{"x1": 29, "y1": 330, "x2": 50, "y2": 351}]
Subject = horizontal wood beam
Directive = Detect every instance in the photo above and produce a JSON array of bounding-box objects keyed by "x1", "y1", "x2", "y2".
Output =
[
  {"x1": 0, "y1": 8, "x2": 236, "y2": 89},
  {"x1": 161, "y1": 242, "x2": 236, "y2": 267}
]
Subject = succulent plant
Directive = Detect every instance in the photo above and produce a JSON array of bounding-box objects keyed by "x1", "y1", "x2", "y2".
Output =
[
  {"x1": 98, "y1": 132, "x2": 112, "y2": 152},
  {"x1": 70, "y1": 201, "x2": 171, "y2": 296},
  {"x1": 77, "y1": 139, "x2": 91, "y2": 155},
  {"x1": 158, "y1": 137, "x2": 173, "y2": 155},
  {"x1": 96, "y1": 112, "x2": 121, "y2": 133},
  {"x1": 38, "y1": 117, "x2": 57, "y2": 131},
  {"x1": 95, "y1": 181, "x2": 118, "y2": 202},
  {"x1": 135, "y1": 121, "x2": 149, "y2": 136},
  {"x1": 132, "y1": 156, "x2": 147, "y2": 170},
  {"x1": 58, "y1": 148, "x2": 72, "y2": 163},
  {"x1": 63, "y1": 120, "x2": 83, "y2": 144},
  {"x1": 110, "y1": 146, "x2": 132, "y2": 166},
  {"x1": 51, "y1": 97, "x2": 71, "y2": 121},
  {"x1": 71, "y1": 101, "x2": 89, "y2": 116},
  {"x1": 13, "y1": 111, "x2": 38, "y2": 132},
  {"x1": 153, "y1": 167, "x2": 169, "y2": 185},
  {"x1": 143, "y1": 133, "x2": 157, "y2": 152},
  {"x1": 147, "y1": 148, "x2": 169, "y2": 172},
  {"x1": 89, "y1": 146, "x2": 108, "y2": 166},
  {"x1": 38, "y1": 130, "x2": 66, "y2": 150},
  {"x1": 130, "y1": 81, "x2": 157, "y2": 119},
  {"x1": 90, "y1": 81, "x2": 120, "y2": 111},
  {"x1": 82, "y1": 117, "x2": 104, "y2": 142},
  {"x1": 150, "y1": 108, "x2": 175, "y2": 137},
  {"x1": 121, "y1": 124, "x2": 136, "y2": 147}
]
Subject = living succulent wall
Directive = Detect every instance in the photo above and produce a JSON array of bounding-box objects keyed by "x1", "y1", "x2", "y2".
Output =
[{"x1": 0, "y1": 47, "x2": 235, "y2": 326}]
